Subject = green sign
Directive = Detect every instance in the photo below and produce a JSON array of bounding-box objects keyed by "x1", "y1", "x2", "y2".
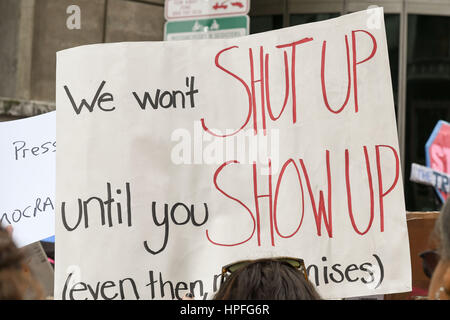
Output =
[{"x1": 165, "y1": 16, "x2": 249, "y2": 41}]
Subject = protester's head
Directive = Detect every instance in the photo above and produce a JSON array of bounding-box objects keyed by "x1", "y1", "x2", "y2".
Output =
[
  {"x1": 213, "y1": 257, "x2": 321, "y2": 300},
  {"x1": 428, "y1": 199, "x2": 450, "y2": 300},
  {"x1": 0, "y1": 225, "x2": 43, "y2": 299}
]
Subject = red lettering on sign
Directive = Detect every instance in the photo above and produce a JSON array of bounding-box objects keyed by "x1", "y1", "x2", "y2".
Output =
[
  {"x1": 276, "y1": 38, "x2": 314, "y2": 124},
  {"x1": 206, "y1": 160, "x2": 256, "y2": 246},
  {"x1": 345, "y1": 146, "x2": 375, "y2": 235},
  {"x1": 375, "y1": 145, "x2": 400, "y2": 232},
  {"x1": 352, "y1": 30, "x2": 377, "y2": 113},
  {"x1": 201, "y1": 46, "x2": 252, "y2": 138},
  {"x1": 300, "y1": 150, "x2": 333, "y2": 238},
  {"x1": 321, "y1": 36, "x2": 352, "y2": 114},
  {"x1": 273, "y1": 159, "x2": 305, "y2": 239}
]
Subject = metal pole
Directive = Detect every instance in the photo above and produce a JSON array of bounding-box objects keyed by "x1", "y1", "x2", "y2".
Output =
[{"x1": 397, "y1": 0, "x2": 408, "y2": 180}]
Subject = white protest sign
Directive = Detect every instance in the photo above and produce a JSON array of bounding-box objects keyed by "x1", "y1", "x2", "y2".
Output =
[
  {"x1": 55, "y1": 9, "x2": 411, "y2": 300},
  {"x1": 0, "y1": 112, "x2": 55, "y2": 247}
]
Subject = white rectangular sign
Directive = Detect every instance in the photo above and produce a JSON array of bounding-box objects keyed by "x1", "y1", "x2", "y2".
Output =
[
  {"x1": 0, "y1": 112, "x2": 56, "y2": 247},
  {"x1": 410, "y1": 163, "x2": 450, "y2": 194},
  {"x1": 165, "y1": 0, "x2": 250, "y2": 20},
  {"x1": 165, "y1": 16, "x2": 249, "y2": 41},
  {"x1": 55, "y1": 9, "x2": 411, "y2": 300}
]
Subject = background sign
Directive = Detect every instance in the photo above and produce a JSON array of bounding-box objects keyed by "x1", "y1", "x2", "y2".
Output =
[
  {"x1": 425, "y1": 120, "x2": 450, "y2": 202},
  {"x1": 410, "y1": 163, "x2": 450, "y2": 195},
  {"x1": 165, "y1": 0, "x2": 250, "y2": 20},
  {"x1": 0, "y1": 112, "x2": 55, "y2": 247},
  {"x1": 55, "y1": 9, "x2": 411, "y2": 300},
  {"x1": 22, "y1": 241, "x2": 54, "y2": 298},
  {"x1": 165, "y1": 16, "x2": 249, "y2": 41}
]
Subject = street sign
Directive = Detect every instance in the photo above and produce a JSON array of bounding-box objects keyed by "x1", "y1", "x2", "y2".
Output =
[
  {"x1": 164, "y1": 15, "x2": 249, "y2": 41},
  {"x1": 425, "y1": 120, "x2": 450, "y2": 202},
  {"x1": 410, "y1": 163, "x2": 450, "y2": 195},
  {"x1": 165, "y1": 0, "x2": 250, "y2": 20}
]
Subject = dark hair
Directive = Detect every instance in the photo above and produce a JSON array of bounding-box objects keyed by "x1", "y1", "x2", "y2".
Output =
[
  {"x1": 0, "y1": 225, "x2": 44, "y2": 299},
  {"x1": 213, "y1": 258, "x2": 321, "y2": 300}
]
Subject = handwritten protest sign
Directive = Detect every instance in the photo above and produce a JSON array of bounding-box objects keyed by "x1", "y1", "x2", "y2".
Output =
[
  {"x1": 55, "y1": 9, "x2": 411, "y2": 299},
  {"x1": 0, "y1": 112, "x2": 55, "y2": 247}
]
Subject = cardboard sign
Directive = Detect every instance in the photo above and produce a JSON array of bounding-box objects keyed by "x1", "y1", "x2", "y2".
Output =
[
  {"x1": 55, "y1": 9, "x2": 411, "y2": 300},
  {"x1": 165, "y1": 0, "x2": 250, "y2": 20},
  {"x1": 0, "y1": 112, "x2": 56, "y2": 247}
]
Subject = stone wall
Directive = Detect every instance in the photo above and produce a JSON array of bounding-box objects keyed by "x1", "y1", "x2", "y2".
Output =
[
  {"x1": 0, "y1": 0, "x2": 164, "y2": 121},
  {"x1": 0, "y1": 0, "x2": 21, "y2": 99},
  {"x1": 105, "y1": 0, "x2": 164, "y2": 42},
  {"x1": 30, "y1": 0, "x2": 107, "y2": 102}
]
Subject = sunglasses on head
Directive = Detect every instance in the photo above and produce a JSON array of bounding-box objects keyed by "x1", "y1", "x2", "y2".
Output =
[{"x1": 220, "y1": 257, "x2": 308, "y2": 284}]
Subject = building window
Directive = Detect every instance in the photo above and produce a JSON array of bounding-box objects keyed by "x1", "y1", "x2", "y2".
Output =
[
  {"x1": 289, "y1": 13, "x2": 340, "y2": 26},
  {"x1": 385, "y1": 14, "x2": 400, "y2": 116},
  {"x1": 405, "y1": 14, "x2": 450, "y2": 211},
  {"x1": 250, "y1": 15, "x2": 283, "y2": 34}
]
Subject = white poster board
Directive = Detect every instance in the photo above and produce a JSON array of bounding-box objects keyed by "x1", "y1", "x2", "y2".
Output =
[
  {"x1": 0, "y1": 112, "x2": 55, "y2": 247},
  {"x1": 55, "y1": 9, "x2": 411, "y2": 300}
]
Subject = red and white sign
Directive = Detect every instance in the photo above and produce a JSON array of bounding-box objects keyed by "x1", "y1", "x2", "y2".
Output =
[
  {"x1": 165, "y1": 0, "x2": 250, "y2": 20},
  {"x1": 55, "y1": 9, "x2": 411, "y2": 300},
  {"x1": 426, "y1": 120, "x2": 450, "y2": 202}
]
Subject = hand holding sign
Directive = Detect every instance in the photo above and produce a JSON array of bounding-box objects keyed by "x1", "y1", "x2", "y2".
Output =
[{"x1": 5, "y1": 225, "x2": 13, "y2": 236}]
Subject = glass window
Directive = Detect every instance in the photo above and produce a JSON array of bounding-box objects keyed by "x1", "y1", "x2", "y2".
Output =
[
  {"x1": 384, "y1": 14, "x2": 400, "y2": 115},
  {"x1": 405, "y1": 15, "x2": 450, "y2": 211},
  {"x1": 289, "y1": 13, "x2": 340, "y2": 26},
  {"x1": 250, "y1": 15, "x2": 283, "y2": 34}
]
